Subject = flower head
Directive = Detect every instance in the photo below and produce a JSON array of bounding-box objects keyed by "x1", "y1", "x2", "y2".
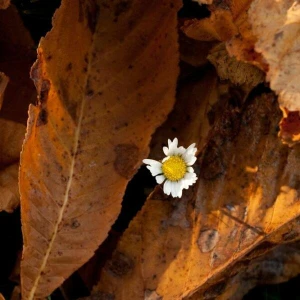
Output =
[{"x1": 143, "y1": 138, "x2": 198, "y2": 198}]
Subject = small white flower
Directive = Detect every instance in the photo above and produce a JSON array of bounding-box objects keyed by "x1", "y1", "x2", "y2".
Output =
[{"x1": 143, "y1": 138, "x2": 198, "y2": 198}]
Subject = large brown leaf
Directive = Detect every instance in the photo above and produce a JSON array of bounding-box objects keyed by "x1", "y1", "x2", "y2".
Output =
[
  {"x1": 91, "y1": 91, "x2": 300, "y2": 299},
  {"x1": 19, "y1": 0, "x2": 180, "y2": 298}
]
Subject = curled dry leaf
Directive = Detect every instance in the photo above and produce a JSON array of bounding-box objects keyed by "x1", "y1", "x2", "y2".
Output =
[
  {"x1": 19, "y1": 0, "x2": 180, "y2": 298},
  {"x1": 92, "y1": 92, "x2": 300, "y2": 299},
  {"x1": 208, "y1": 43, "x2": 264, "y2": 89},
  {"x1": 181, "y1": 0, "x2": 253, "y2": 42}
]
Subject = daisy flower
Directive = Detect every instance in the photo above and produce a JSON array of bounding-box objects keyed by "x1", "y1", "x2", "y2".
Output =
[{"x1": 143, "y1": 138, "x2": 198, "y2": 198}]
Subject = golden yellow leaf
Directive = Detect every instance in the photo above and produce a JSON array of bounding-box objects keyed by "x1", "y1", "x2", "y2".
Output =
[
  {"x1": 19, "y1": 0, "x2": 180, "y2": 298},
  {"x1": 92, "y1": 92, "x2": 300, "y2": 299}
]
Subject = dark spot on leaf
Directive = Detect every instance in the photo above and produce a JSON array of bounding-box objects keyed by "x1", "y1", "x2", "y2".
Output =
[
  {"x1": 38, "y1": 80, "x2": 50, "y2": 104},
  {"x1": 86, "y1": 2, "x2": 99, "y2": 33},
  {"x1": 71, "y1": 219, "x2": 80, "y2": 229},
  {"x1": 66, "y1": 62, "x2": 72, "y2": 71},
  {"x1": 36, "y1": 109, "x2": 48, "y2": 126},
  {"x1": 59, "y1": 79, "x2": 77, "y2": 121},
  {"x1": 114, "y1": 143, "x2": 139, "y2": 179},
  {"x1": 86, "y1": 89, "x2": 94, "y2": 97},
  {"x1": 107, "y1": 252, "x2": 133, "y2": 277}
]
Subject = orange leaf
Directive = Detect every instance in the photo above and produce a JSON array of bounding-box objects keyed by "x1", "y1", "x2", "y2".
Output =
[
  {"x1": 19, "y1": 0, "x2": 181, "y2": 298},
  {"x1": 92, "y1": 92, "x2": 300, "y2": 299}
]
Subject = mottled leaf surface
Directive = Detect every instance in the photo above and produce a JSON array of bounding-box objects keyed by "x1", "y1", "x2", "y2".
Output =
[
  {"x1": 92, "y1": 92, "x2": 300, "y2": 299},
  {"x1": 19, "y1": 0, "x2": 180, "y2": 298}
]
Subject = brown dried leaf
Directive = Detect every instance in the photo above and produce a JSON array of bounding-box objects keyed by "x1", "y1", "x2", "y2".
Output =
[
  {"x1": 0, "y1": 5, "x2": 36, "y2": 124},
  {"x1": 92, "y1": 92, "x2": 300, "y2": 299},
  {"x1": 181, "y1": 0, "x2": 252, "y2": 42},
  {"x1": 214, "y1": 242, "x2": 300, "y2": 300},
  {"x1": 0, "y1": 163, "x2": 19, "y2": 213},
  {"x1": 0, "y1": 0, "x2": 9, "y2": 9},
  {"x1": 208, "y1": 43, "x2": 264, "y2": 88},
  {"x1": 0, "y1": 119, "x2": 25, "y2": 212},
  {"x1": 249, "y1": 0, "x2": 300, "y2": 112},
  {"x1": 0, "y1": 119, "x2": 25, "y2": 167},
  {"x1": 19, "y1": 0, "x2": 180, "y2": 298}
]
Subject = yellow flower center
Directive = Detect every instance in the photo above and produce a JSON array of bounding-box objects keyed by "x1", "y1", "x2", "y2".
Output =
[{"x1": 162, "y1": 156, "x2": 186, "y2": 181}]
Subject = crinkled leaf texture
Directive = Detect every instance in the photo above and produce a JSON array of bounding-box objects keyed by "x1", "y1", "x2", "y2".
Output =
[
  {"x1": 92, "y1": 92, "x2": 300, "y2": 299},
  {"x1": 249, "y1": 0, "x2": 300, "y2": 112},
  {"x1": 19, "y1": 0, "x2": 180, "y2": 298}
]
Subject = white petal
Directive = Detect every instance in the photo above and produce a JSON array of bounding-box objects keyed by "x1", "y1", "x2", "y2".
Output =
[
  {"x1": 170, "y1": 182, "x2": 177, "y2": 197},
  {"x1": 174, "y1": 181, "x2": 184, "y2": 198},
  {"x1": 185, "y1": 172, "x2": 196, "y2": 180},
  {"x1": 163, "y1": 146, "x2": 169, "y2": 156},
  {"x1": 186, "y1": 143, "x2": 197, "y2": 154},
  {"x1": 155, "y1": 175, "x2": 165, "y2": 184},
  {"x1": 186, "y1": 156, "x2": 197, "y2": 165},
  {"x1": 173, "y1": 146, "x2": 186, "y2": 155},
  {"x1": 167, "y1": 138, "x2": 179, "y2": 155},
  {"x1": 147, "y1": 165, "x2": 162, "y2": 176},
  {"x1": 177, "y1": 186, "x2": 183, "y2": 198},
  {"x1": 187, "y1": 166, "x2": 194, "y2": 173},
  {"x1": 143, "y1": 159, "x2": 161, "y2": 167},
  {"x1": 163, "y1": 180, "x2": 171, "y2": 195},
  {"x1": 182, "y1": 173, "x2": 198, "y2": 189}
]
